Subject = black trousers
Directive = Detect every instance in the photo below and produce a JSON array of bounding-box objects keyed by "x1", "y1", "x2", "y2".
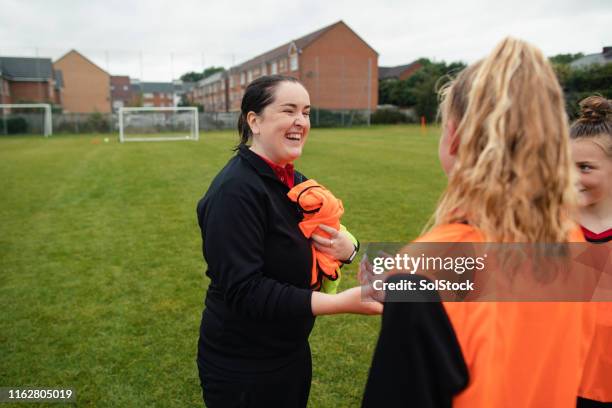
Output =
[{"x1": 198, "y1": 346, "x2": 312, "y2": 408}]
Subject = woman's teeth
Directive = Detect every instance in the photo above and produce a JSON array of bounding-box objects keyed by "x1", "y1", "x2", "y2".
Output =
[{"x1": 286, "y1": 133, "x2": 301, "y2": 141}]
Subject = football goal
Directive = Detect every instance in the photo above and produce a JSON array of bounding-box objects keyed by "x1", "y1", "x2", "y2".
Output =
[
  {"x1": 0, "y1": 103, "x2": 52, "y2": 136},
  {"x1": 118, "y1": 107, "x2": 199, "y2": 142}
]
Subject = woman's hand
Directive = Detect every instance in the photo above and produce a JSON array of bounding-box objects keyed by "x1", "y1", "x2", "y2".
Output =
[
  {"x1": 338, "y1": 286, "x2": 384, "y2": 315},
  {"x1": 311, "y1": 286, "x2": 383, "y2": 316},
  {"x1": 311, "y1": 224, "x2": 355, "y2": 262}
]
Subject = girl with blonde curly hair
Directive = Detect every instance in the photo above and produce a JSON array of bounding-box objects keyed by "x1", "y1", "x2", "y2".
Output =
[{"x1": 363, "y1": 38, "x2": 596, "y2": 408}]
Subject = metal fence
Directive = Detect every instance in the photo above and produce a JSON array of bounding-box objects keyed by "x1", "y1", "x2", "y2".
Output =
[
  {"x1": 0, "y1": 112, "x2": 242, "y2": 135},
  {"x1": 0, "y1": 109, "x2": 382, "y2": 136}
]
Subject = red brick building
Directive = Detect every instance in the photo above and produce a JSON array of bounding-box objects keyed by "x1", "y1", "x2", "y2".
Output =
[
  {"x1": 110, "y1": 75, "x2": 133, "y2": 111},
  {"x1": 54, "y1": 50, "x2": 111, "y2": 113},
  {"x1": 0, "y1": 56, "x2": 63, "y2": 106},
  {"x1": 191, "y1": 71, "x2": 228, "y2": 112},
  {"x1": 133, "y1": 82, "x2": 174, "y2": 107},
  {"x1": 194, "y1": 21, "x2": 378, "y2": 113}
]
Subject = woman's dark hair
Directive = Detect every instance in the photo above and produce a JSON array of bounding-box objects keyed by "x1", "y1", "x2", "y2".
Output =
[
  {"x1": 570, "y1": 95, "x2": 612, "y2": 139},
  {"x1": 236, "y1": 75, "x2": 300, "y2": 149}
]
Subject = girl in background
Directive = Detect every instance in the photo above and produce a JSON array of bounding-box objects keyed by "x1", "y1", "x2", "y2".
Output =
[{"x1": 570, "y1": 95, "x2": 612, "y2": 408}]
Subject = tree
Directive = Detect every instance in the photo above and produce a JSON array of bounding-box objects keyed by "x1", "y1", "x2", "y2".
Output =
[
  {"x1": 180, "y1": 66, "x2": 225, "y2": 82},
  {"x1": 177, "y1": 94, "x2": 203, "y2": 112},
  {"x1": 202, "y1": 66, "x2": 224, "y2": 79},
  {"x1": 378, "y1": 59, "x2": 466, "y2": 122},
  {"x1": 180, "y1": 71, "x2": 204, "y2": 82},
  {"x1": 557, "y1": 63, "x2": 612, "y2": 119},
  {"x1": 549, "y1": 53, "x2": 584, "y2": 65}
]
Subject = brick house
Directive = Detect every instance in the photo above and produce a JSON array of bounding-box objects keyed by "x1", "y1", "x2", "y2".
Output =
[
  {"x1": 131, "y1": 81, "x2": 175, "y2": 107},
  {"x1": 0, "y1": 56, "x2": 63, "y2": 106},
  {"x1": 194, "y1": 21, "x2": 377, "y2": 113},
  {"x1": 110, "y1": 75, "x2": 133, "y2": 111},
  {"x1": 54, "y1": 50, "x2": 111, "y2": 113},
  {"x1": 191, "y1": 71, "x2": 229, "y2": 112},
  {"x1": 379, "y1": 61, "x2": 422, "y2": 81}
]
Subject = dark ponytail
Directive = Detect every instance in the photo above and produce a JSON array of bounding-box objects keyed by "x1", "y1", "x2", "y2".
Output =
[
  {"x1": 235, "y1": 75, "x2": 300, "y2": 150},
  {"x1": 237, "y1": 113, "x2": 250, "y2": 146}
]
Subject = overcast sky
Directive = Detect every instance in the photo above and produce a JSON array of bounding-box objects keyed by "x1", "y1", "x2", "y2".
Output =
[{"x1": 1, "y1": 0, "x2": 610, "y2": 81}]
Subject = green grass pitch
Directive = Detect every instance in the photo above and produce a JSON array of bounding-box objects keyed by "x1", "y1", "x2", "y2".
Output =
[{"x1": 0, "y1": 125, "x2": 446, "y2": 407}]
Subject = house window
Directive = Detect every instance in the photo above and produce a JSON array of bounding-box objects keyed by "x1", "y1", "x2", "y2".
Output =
[
  {"x1": 271, "y1": 61, "x2": 278, "y2": 75},
  {"x1": 261, "y1": 63, "x2": 266, "y2": 76},
  {"x1": 240, "y1": 72, "x2": 246, "y2": 85},
  {"x1": 110, "y1": 85, "x2": 115, "y2": 91},
  {"x1": 247, "y1": 70, "x2": 253, "y2": 83},
  {"x1": 123, "y1": 85, "x2": 129, "y2": 91},
  {"x1": 290, "y1": 54, "x2": 298, "y2": 71},
  {"x1": 279, "y1": 58, "x2": 287, "y2": 72},
  {"x1": 143, "y1": 93, "x2": 153, "y2": 98},
  {"x1": 229, "y1": 76, "x2": 235, "y2": 88}
]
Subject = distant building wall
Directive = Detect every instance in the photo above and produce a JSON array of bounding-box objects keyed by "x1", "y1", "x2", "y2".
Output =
[
  {"x1": 8, "y1": 81, "x2": 55, "y2": 103},
  {"x1": 54, "y1": 50, "x2": 111, "y2": 113},
  {"x1": 300, "y1": 22, "x2": 378, "y2": 111}
]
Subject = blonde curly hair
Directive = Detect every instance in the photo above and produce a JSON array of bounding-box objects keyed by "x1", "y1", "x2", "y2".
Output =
[{"x1": 434, "y1": 37, "x2": 578, "y2": 242}]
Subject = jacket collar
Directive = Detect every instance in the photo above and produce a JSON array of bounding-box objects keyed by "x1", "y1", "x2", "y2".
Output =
[
  {"x1": 237, "y1": 144, "x2": 307, "y2": 187},
  {"x1": 237, "y1": 144, "x2": 283, "y2": 181}
]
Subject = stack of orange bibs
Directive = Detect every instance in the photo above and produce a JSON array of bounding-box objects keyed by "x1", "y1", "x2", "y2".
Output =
[{"x1": 287, "y1": 179, "x2": 344, "y2": 290}]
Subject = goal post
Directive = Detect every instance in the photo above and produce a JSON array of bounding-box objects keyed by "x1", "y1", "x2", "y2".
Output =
[
  {"x1": 0, "y1": 103, "x2": 52, "y2": 137},
  {"x1": 118, "y1": 106, "x2": 199, "y2": 143}
]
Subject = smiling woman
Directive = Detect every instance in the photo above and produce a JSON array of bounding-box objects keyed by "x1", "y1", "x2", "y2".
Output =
[
  {"x1": 246, "y1": 80, "x2": 311, "y2": 165},
  {"x1": 195, "y1": 75, "x2": 381, "y2": 407}
]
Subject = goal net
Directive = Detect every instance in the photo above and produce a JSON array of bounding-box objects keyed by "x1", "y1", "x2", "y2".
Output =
[
  {"x1": 118, "y1": 107, "x2": 199, "y2": 142},
  {"x1": 0, "y1": 104, "x2": 52, "y2": 137}
]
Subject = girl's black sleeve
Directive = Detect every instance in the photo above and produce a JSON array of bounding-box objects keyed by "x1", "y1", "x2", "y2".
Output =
[{"x1": 362, "y1": 274, "x2": 468, "y2": 408}]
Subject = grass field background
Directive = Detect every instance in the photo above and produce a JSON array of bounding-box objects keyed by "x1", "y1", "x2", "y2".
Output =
[{"x1": 0, "y1": 125, "x2": 446, "y2": 407}]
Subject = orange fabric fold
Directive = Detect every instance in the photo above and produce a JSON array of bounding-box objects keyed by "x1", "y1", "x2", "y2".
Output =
[
  {"x1": 287, "y1": 179, "x2": 344, "y2": 289},
  {"x1": 579, "y1": 302, "x2": 612, "y2": 402}
]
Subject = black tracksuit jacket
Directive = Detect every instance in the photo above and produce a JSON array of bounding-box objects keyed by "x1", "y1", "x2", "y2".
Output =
[{"x1": 196, "y1": 145, "x2": 315, "y2": 374}]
